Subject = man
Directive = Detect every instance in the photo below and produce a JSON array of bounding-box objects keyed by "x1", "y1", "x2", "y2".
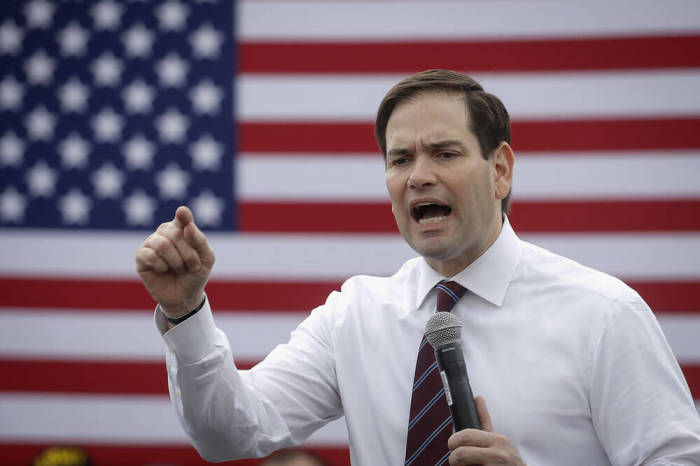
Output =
[{"x1": 136, "y1": 70, "x2": 700, "y2": 465}]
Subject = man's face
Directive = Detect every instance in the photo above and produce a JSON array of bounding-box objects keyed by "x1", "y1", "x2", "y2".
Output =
[{"x1": 384, "y1": 91, "x2": 511, "y2": 277}]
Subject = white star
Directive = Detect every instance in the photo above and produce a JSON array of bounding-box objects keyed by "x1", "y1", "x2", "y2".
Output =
[
  {"x1": 58, "y1": 22, "x2": 89, "y2": 57},
  {"x1": 25, "y1": 160, "x2": 57, "y2": 197},
  {"x1": 123, "y1": 189, "x2": 156, "y2": 226},
  {"x1": 59, "y1": 133, "x2": 91, "y2": 169},
  {"x1": 24, "y1": 49, "x2": 56, "y2": 85},
  {"x1": 91, "y1": 0, "x2": 123, "y2": 31},
  {"x1": 156, "y1": 0, "x2": 189, "y2": 32},
  {"x1": 191, "y1": 190, "x2": 224, "y2": 227},
  {"x1": 123, "y1": 134, "x2": 155, "y2": 170},
  {"x1": 92, "y1": 52, "x2": 123, "y2": 87},
  {"x1": 122, "y1": 79, "x2": 154, "y2": 114},
  {"x1": 0, "y1": 186, "x2": 28, "y2": 223},
  {"x1": 189, "y1": 134, "x2": 222, "y2": 171},
  {"x1": 0, "y1": 132, "x2": 25, "y2": 168},
  {"x1": 0, "y1": 76, "x2": 24, "y2": 110},
  {"x1": 92, "y1": 107, "x2": 124, "y2": 142},
  {"x1": 25, "y1": 0, "x2": 55, "y2": 29},
  {"x1": 58, "y1": 188, "x2": 92, "y2": 225},
  {"x1": 155, "y1": 163, "x2": 189, "y2": 199},
  {"x1": 92, "y1": 162, "x2": 125, "y2": 199},
  {"x1": 122, "y1": 23, "x2": 154, "y2": 58},
  {"x1": 190, "y1": 79, "x2": 222, "y2": 115},
  {"x1": 58, "y1": 78, "x2": 90, "y2": 113},
  {"x1": 25, "y1": 106, "x2": 56, "y2": 141},
  {"x1": 155, "y1": 53, "x2": 189, "y2": 87},
  {"x1": 156, "y1": 108, "x2": 189, "y2": 143},
  {"x1": 189, "y1": 23, "x2": 223, "y2": 59},
  {"x1": 0, "y1": 20, "x2": 24, "y2": 55}
]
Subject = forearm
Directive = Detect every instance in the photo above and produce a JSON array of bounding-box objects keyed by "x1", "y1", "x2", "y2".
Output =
[{"x1": 158, "y1": 299, "x2": 342, "y2": 460}]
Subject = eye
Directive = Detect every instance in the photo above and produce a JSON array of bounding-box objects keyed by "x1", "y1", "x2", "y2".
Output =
[
  {"x1": 437, "y1": 151, "x2": 457, "y2": 159},
  {"x1": 389, "y1": 156, "x2": 410, "y2": 167}
]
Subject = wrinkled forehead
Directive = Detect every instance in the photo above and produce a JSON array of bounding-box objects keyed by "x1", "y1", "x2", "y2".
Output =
[{"x1": 386, "y1": 90, "x2": 472, "y2": 147}]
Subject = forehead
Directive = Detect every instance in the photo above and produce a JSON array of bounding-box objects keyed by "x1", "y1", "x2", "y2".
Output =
[{"x1": 385, "y1": 91, "x2": 471, "y2": 145}]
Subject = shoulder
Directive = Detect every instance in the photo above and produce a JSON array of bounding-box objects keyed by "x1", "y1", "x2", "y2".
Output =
[
  {"x1": 517, "y1": 240, "x2": 647, "y2": 312},
  {"x1": 334, "y1": 256, "x2": 422, "y2": 303}
]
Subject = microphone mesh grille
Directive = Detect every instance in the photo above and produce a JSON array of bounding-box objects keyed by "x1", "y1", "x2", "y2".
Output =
[{"x1": 424, "y1": 312, "x2": 462, "y2": 348}]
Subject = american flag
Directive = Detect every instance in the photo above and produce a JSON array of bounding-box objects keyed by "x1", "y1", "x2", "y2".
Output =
[{"x1": 1, "y1": 0, "x2": 699, "y2": 465}]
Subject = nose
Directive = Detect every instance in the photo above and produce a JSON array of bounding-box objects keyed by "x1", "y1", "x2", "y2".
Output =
[{"x1": 408, "y1": 155, "x2": 437, "y2": 189}]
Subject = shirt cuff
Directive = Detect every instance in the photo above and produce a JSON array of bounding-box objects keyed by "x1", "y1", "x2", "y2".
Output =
[{"x1": 154, "y1": 296, "x2": 219, "y2": 364}]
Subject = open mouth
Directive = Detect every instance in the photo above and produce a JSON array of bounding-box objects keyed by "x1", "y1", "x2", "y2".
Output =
[{"x1": 412, "y1": 202, "x2": 452, "y2": 224}]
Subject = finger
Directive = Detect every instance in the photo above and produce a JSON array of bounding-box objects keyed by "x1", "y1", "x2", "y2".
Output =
[
  {"x1": 136, "y1": 245, "x2": 170, "y2": 274},
  {"x1": 448, "y1": 428, "x2": 491, "y2": 451},
  {"x1": 173, "y1": 205, "x2": 194, "y2": 228},
  {"x1": 144, "y1": 233, "x2": 187, "y2": 274},
  {"x1": 475, "y1": 396, "x2": 494, "y2": 432},
  {"x1": 183, "y1": 218, "x2": 215, "y2": 266},
  {"x1": 448, "y1": 445, "x2": 508, "y2": 465},
  {"x1": 156, "y1": 220, "x2": 203, "y2": 272}
]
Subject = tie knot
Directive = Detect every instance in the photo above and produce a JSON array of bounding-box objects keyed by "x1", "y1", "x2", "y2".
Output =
[{"x1": 435, "y1": 280, "x2": 466, "y2": 312}]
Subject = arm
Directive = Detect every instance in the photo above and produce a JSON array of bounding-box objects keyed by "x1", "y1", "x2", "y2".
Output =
[
  {"x1": 590, "y1": 295, "x2": 700, "y2": 465},
  {"x1": 138, "y1": 207, "x2": 342, "y2": 460}
]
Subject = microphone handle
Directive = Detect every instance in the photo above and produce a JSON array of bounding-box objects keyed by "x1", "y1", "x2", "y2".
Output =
[{"x1": 434, "y1": 342, "x2": 481, "y2": 430}]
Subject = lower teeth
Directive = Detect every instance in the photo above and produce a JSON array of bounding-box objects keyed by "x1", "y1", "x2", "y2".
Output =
[{"x1": 419, "y1": 216, "x2": 446, "y2": 224}]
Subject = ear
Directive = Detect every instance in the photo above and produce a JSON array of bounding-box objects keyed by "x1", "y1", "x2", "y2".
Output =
[{"x1": 491, "y1": 142, "x2": 514, "y2": 201}]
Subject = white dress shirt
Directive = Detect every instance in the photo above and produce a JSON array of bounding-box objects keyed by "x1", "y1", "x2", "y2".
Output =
[{"x1": 157, "y1": 219, "x2": 700, "y2": 465}]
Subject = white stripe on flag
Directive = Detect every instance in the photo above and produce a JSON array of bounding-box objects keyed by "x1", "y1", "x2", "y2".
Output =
[
  {"x1": 239, "y1": 0, "x2": 700, "y2": 40},
  {"x1": 0, "y1": 393, "x2": 349, "y2": 445},
  {"x1": 237, "y1": 152, "x2": 700, "y2": 201},
  {"x1": 238, "y1": 71, "x2": 700, "y2": 120},
  {"x1": 1, "y1": 233, "x2": 700, "y2": 279}
]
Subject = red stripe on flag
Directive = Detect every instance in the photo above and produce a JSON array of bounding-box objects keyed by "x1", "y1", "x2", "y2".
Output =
[
  {"x1": 240, "y1": 35, "x2": 700, "y2": 73},
  {"x1": 0, "y1": 358, "x2": 252, "y2": 395},
  {"x1": 0, "y1": 442, "x2": 350, "y2": 466},
  {"x1": 239, "y1": 118, "x2": 700, "y2": 153},
  {"x1": 0, "y1": 278, "x2": 339, "y2": 311},
  {"x1": 239, "y1": 200, "x2": 700, "y2": 233},
  {"x1": 0, "y1": 278, "x2": 698, "y2": 313},
  {"x1": 1, "y1": 359, "x2": 698, "y2": 399},
  {"x1": 508, "y1": 200, "x2": 700, "y2": 233}
]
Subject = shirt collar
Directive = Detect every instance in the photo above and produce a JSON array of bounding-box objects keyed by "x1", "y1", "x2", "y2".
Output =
[{"x1": 415, "y1": 216, "x2": 522, "y2": 309}]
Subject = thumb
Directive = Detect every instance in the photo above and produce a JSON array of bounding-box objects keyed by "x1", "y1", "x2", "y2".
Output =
[
  {"x1": 475, "y1": 396, "x2": 494, "y2": 432},
  {"x1": 173, "y1": 205, "x2": 194, "y2": 228}
]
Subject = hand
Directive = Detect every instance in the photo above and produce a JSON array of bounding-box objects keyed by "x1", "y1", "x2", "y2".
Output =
[
  {"x1": 448, "y1": 396, "x2": 525, "y2": 465},
  {"x1": 135, "y1": 206, "x2": 215, "y2": 317}
]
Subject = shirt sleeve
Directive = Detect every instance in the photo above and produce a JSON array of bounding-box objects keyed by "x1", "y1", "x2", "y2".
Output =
[
  {"x1": 155, "y1": 293, "x2": 344, "y2": 462},
  {"x1": 589, "y1": 293, "x2": 700, "y2": 465}
]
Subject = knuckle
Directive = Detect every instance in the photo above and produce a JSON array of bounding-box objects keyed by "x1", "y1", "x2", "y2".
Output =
[
  {"x1": 450, "y1": 447, "x2": 468, "y2": 463},
  {"x1": 491, "y1": 451, "x2": 510, "y2": 464}
]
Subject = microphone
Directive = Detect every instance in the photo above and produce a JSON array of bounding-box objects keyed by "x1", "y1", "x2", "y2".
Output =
[{"x1": 424, "y1": 311, "x2": 481, "y2": 430}]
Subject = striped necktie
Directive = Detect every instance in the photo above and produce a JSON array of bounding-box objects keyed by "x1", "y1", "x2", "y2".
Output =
[{"x1": 404, "y1": 280, "x2": 467, "y2": 466}]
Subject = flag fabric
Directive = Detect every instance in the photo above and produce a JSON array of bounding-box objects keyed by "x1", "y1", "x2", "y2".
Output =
[{"x1": 1, "y1": 1, "x2": 700, "y2": 465}]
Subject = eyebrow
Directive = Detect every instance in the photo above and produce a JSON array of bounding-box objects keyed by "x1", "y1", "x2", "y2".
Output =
[
  {"x1": 387, "y1": 147, "x2": 410, "y2": 158},
  {"x1": 387, "y1": 140, "x2": 466, "y2": 158}
]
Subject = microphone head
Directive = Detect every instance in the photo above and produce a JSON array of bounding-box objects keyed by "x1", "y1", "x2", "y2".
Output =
[{"x1": 425, "y1": 312, "x2": 463, "y2": 349}]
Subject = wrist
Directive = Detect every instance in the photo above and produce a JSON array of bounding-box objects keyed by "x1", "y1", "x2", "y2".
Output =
[{"x1": 161, "y1": 294, "x2": 206, "y2": 324}]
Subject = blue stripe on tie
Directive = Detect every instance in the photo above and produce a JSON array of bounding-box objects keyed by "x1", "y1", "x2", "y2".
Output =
[
  {"x1": 435, "y1": 451, "x2": 451, "y2": 466},
  {"x1": 436, "y1": 282, "x2": 460, "y2": 304},
  {"x1": 418, "y1": 337, "x2": 428, "y2": 351},
  {"x1": 405, "y1": 415, "x2": 452, "y2": 466},
  {"x1": 408, "y1": 388, "x2": 444, "y2": 430},
  {"x1": 413, "y1": 360, "x2": 438, "y2": 391}
]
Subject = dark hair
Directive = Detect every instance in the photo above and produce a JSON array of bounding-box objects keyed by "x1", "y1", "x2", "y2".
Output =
[{"x1": 374, "y1": 69, "x2": 512, "y2": 214}]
